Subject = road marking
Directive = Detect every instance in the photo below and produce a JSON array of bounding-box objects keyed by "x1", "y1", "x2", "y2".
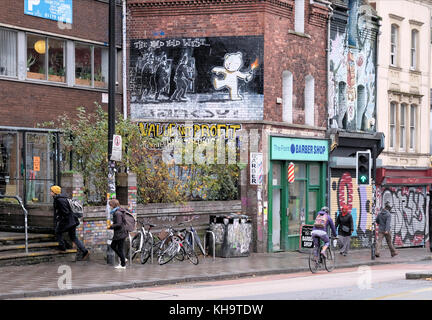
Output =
[{"x1": 369, "y1": 287, "x2": 432, "y2": 300}]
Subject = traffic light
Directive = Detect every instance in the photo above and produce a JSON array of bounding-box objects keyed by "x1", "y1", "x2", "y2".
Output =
[{"x1": 356, "y1": 150, "x2": 371, "y2": 185}]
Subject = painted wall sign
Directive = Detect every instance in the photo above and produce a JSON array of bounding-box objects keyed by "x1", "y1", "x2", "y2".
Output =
[
  {"x1": 24, "y1": 0, "x2": 73, "y2": 24},
  {"x1": 129, "y1": 36, "x2": 264, "y2": 121},
  {"x1": 271, "y1": 137, "x2": 329, "y2": 161},
  {"x1": 250, "y1": 152, "x2": 263, "y2": 185}
]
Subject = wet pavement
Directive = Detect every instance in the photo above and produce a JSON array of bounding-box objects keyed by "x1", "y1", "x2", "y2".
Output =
[{"x1": 1, "y1": 247, "x2": 431, "y2": 299}]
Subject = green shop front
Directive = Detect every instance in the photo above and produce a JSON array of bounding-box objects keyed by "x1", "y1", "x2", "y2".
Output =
[{"x1": 268, "y1": 136, "x2": 329, "y2": 252}]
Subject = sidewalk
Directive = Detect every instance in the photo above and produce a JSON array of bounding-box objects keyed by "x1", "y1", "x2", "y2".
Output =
[{"x1": 1, "y1": 247, "x2": 431, "y2": 299}]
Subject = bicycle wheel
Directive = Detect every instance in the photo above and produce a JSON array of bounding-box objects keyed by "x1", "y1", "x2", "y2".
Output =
[
  {"x1": 175, "y1": 246, "x2": 185, "y2": 261},
  {"x1": 183, "y1": 242, "x2": 199, "y2": 265},
  {"x1": 158, "y1": 239, "x2": 180, "y2": 265},
  {"x1": 131, "y1": 232, "x2": 143, "y2": 260},
  {"x1": 140, "y1": 233, "x2": 153, "y2": 264},
  {"x1": 324, "y1": 248, "x2": 335, "y2": 272},
  {"x1": 308, "y1": 248, "x2": 319, "y2": 273}
]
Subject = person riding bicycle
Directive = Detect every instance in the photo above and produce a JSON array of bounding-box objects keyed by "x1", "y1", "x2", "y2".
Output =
[{"x1": 311, "y1": 206, "x2": 337, "y2": 261}]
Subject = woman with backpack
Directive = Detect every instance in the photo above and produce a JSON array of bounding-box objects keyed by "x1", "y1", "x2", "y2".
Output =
[
  {"x1": 335, "y1": 205, "x2": 354, "y2": 256},
  {"x1": 108, "y1": 199, "x2": 128, "y2": 269}
]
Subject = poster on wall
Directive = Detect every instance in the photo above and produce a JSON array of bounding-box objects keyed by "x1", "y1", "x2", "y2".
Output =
[
  {"x1": 129, "y1": 36, "x2": 264, "y2": 121},
  {"x1": 24, "y1": 0, "x2": 73, "y2": 24}
]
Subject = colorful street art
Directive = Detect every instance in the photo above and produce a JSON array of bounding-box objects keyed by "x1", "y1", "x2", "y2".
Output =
[
  {"x1": 330, "y1": 170, "x2": 373, "y2": 247},
  {"x1": 129, "y1": 36, "x2": 264, "y2": 121},
  {"x1": 328, "y1": 0, "x2": 378, "y2": 132},
  {"x1": 378, "y1": 186, "x2": 429, "y2": 248}
]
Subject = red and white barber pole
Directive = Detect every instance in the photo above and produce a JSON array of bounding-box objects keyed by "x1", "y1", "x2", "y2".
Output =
[{"x1": 288, "y1": 162, "x2": 295, "y2": 183}]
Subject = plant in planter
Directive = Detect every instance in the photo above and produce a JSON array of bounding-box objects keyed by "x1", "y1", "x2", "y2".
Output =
[
  {"x1": 48, "y1": 67, "x2": 65, "y2": 82},
  {"x1": 76, "y1": 70, "x2": 91, "y2": 86},
  {"x1": 94, "y1": 71, "x2": 106, "y2": 88}
]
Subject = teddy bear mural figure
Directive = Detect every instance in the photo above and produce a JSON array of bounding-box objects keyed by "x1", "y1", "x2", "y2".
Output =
[{"x1": 212, "y1": 52, "x2": 254, "y2": 101}]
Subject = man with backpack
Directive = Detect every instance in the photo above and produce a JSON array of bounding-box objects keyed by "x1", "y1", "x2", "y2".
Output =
[
  {"x1": 311, "y1": 206, "x2": 337, "y2": 261},
  {"x1": 50, "y1": 185, "x2": 90, "y2": 261}
]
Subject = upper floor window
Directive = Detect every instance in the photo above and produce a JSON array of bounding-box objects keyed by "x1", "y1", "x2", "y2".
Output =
[
  {"x1": 0, "y1": 28, "x2": 17, "y2": 78},
  {"x1": 282, "y1": 70, "x2": 293, "y2": 123},
  {"x1": 27, "y1": 34, "x2": 65, "y2": 83},
  {"x1": 295, "y1": 0, "x2": 305, "y2": 34},
  {"x1": 400, "y1": 103, "x2": 406, "y2": 150},
  {"x1": 410, "y1": 29, "x2": 418, "y2": 70},
  {"x1": 75, "y1": 43, "x2": 108, "y2": 88},
  {"x1": 390, "y1": 24, "x2": 398, "y2": 66},
  {"x1": 389, "y1": 102, "x2": 396, "y2": 149},
  {"x1": 409, "y1": 104, "x2": 417, "y2": 151},
  {"x1": 304, "y1": 75, "x2": 314, "y2": 126}
]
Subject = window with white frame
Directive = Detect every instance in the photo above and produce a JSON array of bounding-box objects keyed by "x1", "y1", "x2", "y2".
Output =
[
  {"x1": 26, "y1": 34, "x2": 66, "y2": 83},
  {"x1": 295, "y1": 0, "x2": 305, "y2": 33},
  {"x1": 400, "y1": 103, "x2": 406, "y2": 150},
  {"x1": 75, "y1": 43, "x2": 108, "y2": 88},
  {"x1": 410, "y1": 29, "x2": 418, "y2": 70},
  {"x1": 282, "y1": 70, "x2": 293, "y2": 123},
  {"x1": 409, "y1": 104, "x2": 417, "y2": 150},
  {"x1": 390, "y1": 24, "x2": 398, "y2": 66},
  {"x1": 0, "y1": 28, "x2": 17, "y2": 77},
  {"x1": 389, "y1": 102, "x2": 396, "y2": 149}
]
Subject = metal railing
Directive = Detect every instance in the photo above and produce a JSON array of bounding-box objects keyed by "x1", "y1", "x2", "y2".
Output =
[{"x1": 0, "y1": 195, "x2": 29, "y2": 253}]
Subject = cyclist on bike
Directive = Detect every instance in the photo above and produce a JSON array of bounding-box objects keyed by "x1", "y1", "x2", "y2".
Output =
[{"x1": 311, "y1": 206, "x2": 337, "y2": 261}]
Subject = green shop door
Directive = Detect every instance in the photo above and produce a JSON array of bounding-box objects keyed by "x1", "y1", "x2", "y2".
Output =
[{"x1": 269, "y1": 161, "x2": 326, "y2": 251}]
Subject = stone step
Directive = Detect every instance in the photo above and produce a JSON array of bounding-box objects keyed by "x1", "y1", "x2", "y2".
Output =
[
  {"x1": 0, "y1": 233, "x2": 55, "y2": 246},
  {"x1": 0, "y1": 242, "x2": 60, "y2": 253},
  {"x1": 0, "y1": 249, "x2": 77, "y2": 267}
]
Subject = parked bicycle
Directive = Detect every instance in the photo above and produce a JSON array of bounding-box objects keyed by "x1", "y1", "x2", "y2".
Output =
[
  {"x1": 308, "y1": 237, "x2": 336, "y2": 273},
  {"x1": 158, "y1": 225, "x2": 199, "y2": 265},
  {"x1": 179, "y1": 217, "x2": 206, "y2": 256},
  {"x1": 129, "y1": 219, "x2": 155, "y2": 264}
]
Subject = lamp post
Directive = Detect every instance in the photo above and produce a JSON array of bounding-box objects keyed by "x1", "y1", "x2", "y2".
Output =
[{"x1": 106, "y1": 0, "x2": 116, "y2": 265}]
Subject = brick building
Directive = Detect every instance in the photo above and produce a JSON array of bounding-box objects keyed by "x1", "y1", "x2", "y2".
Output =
[
  {"x1": 0, "y1": 0, "x2": 124, "y2": 206},
  {"x1": 127, "y1": 0, "x2": 331, "y2": 252}
]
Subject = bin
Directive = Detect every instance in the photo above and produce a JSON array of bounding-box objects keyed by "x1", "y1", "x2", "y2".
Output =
[{"x1": 208, "y1": 213, "x2": 252, "y2": 258}]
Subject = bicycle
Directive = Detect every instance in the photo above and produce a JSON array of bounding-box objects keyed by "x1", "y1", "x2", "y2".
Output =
[
  {"x1": 158, "y1": 225, "x2": 199, "y2": 265},
  {"x1": 129, "y1": 219, "x2": 156, "y2": 264},
  {"x1": 308, "y1": 237, "x2": 336, "y2": 273},
  {"x1": 179, "y1": 217, "x2": 206, "y2": 256}
]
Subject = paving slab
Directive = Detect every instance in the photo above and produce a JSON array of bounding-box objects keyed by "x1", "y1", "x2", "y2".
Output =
[{"x1": 0, "y1": 247, "x2": 430, "y2": 299}]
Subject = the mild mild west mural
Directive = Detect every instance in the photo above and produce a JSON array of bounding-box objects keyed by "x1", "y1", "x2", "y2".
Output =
[{"x1": 129, "y1": 36, "x2": 264, "y2": 121}]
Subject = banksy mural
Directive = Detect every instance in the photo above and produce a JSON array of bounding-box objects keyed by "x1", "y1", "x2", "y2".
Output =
[
  {"x1": 129, "y1": 36, "x2": 264, "y2": 121},
  {"x1": 328, "y1": 0, "x2": 378, "y2": 132}
]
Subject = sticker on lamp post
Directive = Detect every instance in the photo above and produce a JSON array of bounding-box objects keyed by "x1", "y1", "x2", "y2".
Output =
[{"x1": 250, "y1": 152, "x2": 263, "y2": 185}]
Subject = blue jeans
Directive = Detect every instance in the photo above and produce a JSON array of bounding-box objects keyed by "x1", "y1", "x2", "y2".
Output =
[{"x1": 312, "y1": 230, "x2": 329, "y2": 257}]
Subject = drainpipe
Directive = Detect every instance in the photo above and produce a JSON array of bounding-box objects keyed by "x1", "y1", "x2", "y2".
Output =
[
  {"x1": 325, "y1": 1, "x2": 333, "y2": 208},
  {"x1": 122, "y1": 0, "x2": 127, "y2": 120}
]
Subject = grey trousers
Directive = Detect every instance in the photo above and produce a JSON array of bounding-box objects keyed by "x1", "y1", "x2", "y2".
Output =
[
  {"x1": 338, "y1": 235, "x2": 351, "y2": 254},
  {"x1": 375, "y1": 232, "x2": 397, "y2": 256}
]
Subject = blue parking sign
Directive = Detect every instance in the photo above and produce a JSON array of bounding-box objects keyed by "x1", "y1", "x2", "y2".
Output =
[{"x1": 24, "y1": 0, "x2": 73, "y2": 24}]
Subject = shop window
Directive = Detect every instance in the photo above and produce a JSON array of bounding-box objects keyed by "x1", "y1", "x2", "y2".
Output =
[
  {"x1": 295, "y1": 163, "x2": 306, "y2": 179},
  {"x1": 288, "y1": 179, "x2": 305, "y2": 236},
  {"x1": 309, "y1": 164, "x2": 320, "y2": 186},
  {"x1": 272, "y1": 163, "x2": 281, "y2": 186},
  {"x1": 0, "y1": 132, "x2": 18, "y2": 197},
  {"x1": 75, "y1": 43, "x2": 108, "y2": 88},
  {"x1": 26, "y1": 34, "x2": 65, "y2": 83},
  {"x1": 0, "y1": 28, "x2": 17, "y2": 77}
]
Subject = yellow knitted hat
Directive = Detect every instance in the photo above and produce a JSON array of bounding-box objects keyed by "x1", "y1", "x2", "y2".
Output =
[{"x1": 50, "y1": 185, "x2": 61, "y2": 195}]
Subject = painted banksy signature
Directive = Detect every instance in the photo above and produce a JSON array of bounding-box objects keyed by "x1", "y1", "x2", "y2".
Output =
[{"x1": 129, "y1": 36, "x2": 264, "y2": 121}]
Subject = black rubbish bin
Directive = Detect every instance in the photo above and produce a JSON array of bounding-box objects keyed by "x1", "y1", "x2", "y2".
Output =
[{"x1": 208, "y1": 214, "x2": 252, "y2": 258}]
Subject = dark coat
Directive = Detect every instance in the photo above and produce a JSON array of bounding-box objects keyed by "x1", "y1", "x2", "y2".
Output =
[
  {"x1": 54, "y1": 194, "x2": 79, "y2": 233},
  {"x1": 335, "y1": 213, "x2": 354, "y2": 237},
  {"x1": 110, "y1": 207, "x2": 128, "y2": 240},
  {"x1": 376, "y1": 208, "x2": 392, "y2": 233}
]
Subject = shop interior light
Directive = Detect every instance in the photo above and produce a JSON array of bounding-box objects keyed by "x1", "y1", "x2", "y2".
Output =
[{"x1": 34, "y1": 40, "x2": 46, "y2": 54}]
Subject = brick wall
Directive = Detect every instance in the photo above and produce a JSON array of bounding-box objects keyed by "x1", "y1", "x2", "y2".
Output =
[{"x1": 0, "y1": 80, "x2": 122, "y2": 127}]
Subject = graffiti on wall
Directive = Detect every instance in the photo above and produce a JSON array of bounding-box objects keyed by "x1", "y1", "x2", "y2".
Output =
[
  {"x1": 331, "y1": 171, "x2": 373, "y2": 247},
  {"x1": 129, "y1": 36, "x2": 264, "y2": 121},
  {"x1": 378, "y1": 186, "x2": 428, "y2": 248},
  {"x1": 328, "y1": 0, "x2": 377, "y2": 132}
]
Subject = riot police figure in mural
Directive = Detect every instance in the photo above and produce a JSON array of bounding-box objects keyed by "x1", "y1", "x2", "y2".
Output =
[{"x1": 170, "y1": 54, "x2": 194, "y2": 102}]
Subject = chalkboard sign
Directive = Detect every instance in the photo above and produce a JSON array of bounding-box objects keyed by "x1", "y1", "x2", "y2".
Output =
[{"x1": 300, "y1": 224, "x2": 314, "y2": 248}]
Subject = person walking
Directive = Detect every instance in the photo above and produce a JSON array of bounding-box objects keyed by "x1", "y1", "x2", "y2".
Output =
[
  {"x1": 335, "y1": 205, "x2": 354, "y2": 256},
  {"x1": 108, "y1": 199, "x2": 128, "y2": 269},
  {"x1": 51, "y1": 185, "x2": 90, "y2": 261},
  {"x1": 375, "y1": 201, "x2": 398, "y2": 258}
]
